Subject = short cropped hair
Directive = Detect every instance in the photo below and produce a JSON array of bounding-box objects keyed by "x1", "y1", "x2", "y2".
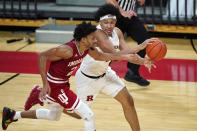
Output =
[
  {"x1": 94, "y1": 4, "x2": 121, "y2": 22},
  {"x1": 74, "y1": 22, "x2": 97, "y2": 41}
]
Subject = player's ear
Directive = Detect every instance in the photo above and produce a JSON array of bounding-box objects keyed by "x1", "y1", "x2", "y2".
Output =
[{"x1": 81, "y1": 37, "x2": 87, "y2": 43}]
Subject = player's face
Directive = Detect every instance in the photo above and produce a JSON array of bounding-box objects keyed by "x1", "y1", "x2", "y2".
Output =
[
  {"x1": 86, "y1": 32, "x2": 97, "y2": 48},
  {"x1": 100, "y1": 18, "x2": 117, "y2": 36}
]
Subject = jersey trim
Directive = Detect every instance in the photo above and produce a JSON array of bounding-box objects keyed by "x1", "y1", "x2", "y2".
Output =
[
  {"x1": 66, "y1": 97, "x2": 80, "y2": 111},
  {"x1": 74, "y1": 40, "x2": 84, "y2": 56},
  {"x1": 47, "y1": 72, "x2": 68, "y2": 84},
  {"x1": 47, "y1": 72, "x2": 64, "y2": 80},
  {"x1": 46, "y1": 95, "x2": 56, "y2": 103}
]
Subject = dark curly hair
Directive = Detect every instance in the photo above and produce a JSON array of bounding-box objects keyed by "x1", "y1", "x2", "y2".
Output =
[
  {"x1": 74, "y1": 22, "x2": 97, "y2": 41},
  {"x1": 94, "y1": 4, "x2": 121, "y2": 22}
]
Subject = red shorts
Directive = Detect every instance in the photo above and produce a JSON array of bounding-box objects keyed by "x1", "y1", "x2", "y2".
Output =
[{"x1": 48, "y1": 81, "x2": 80, "y2": 111}]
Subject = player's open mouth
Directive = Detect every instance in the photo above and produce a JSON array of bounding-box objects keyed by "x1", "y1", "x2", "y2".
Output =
[{"x1": 106, "y1": 29, "x2": 112, "y2": 34}]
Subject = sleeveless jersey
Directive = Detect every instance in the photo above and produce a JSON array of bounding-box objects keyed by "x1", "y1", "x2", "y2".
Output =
[
  {"x1": 80, "y1": 25, "x2": 120, "y2": 76},
  {"x1": 47, "y1": 39, "x2": 89, "y2": 84}
]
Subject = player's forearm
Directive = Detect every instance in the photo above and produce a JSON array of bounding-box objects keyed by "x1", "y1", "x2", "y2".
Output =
[
  {"x1": 128, "y1": 55, "x2": 145, "y2": 65},
  {"x1": 119, "y1": 48, "x2": 134, "y2": 54},
  {"x1": 38, "y1": 52, "x2": 48, "y2": 86},
  {"x1": 101, "y1": 52, "x2": 145, "y2": 65},
  {"x1": 112, "y1": 47, "x2": 140, "y2": 55},
  {"x1": 128, "y1": 44, "x2": 145, "y2": 54},
  {"x1": 96, "y1": 52, "x2": 127, "y2": 61}
]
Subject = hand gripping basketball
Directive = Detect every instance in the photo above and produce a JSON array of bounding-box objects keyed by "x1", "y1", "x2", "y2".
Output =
[{"x1": 146, "y1": 39, "x2": 167, "y2": 61}]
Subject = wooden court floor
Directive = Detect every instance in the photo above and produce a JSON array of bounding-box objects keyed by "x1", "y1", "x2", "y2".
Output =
[{"x1": 0, "y1": 31, "x2": 197, "y2": 131}]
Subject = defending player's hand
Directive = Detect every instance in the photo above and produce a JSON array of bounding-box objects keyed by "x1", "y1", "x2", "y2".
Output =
[
  {"x1": 143, "y1": 58, "x2": 156, "y2": 73},
  {"x1": 39, "y1": 83, "x2": 51, "y2": 100}
]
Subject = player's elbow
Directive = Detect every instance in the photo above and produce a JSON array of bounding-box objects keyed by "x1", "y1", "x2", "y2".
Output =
[
  {"x1": 38, "y1": 52, "x2": 49, "y2": 62},
  {"x1": 38, "y1": 52, "x2": 45, "y2": 60},
  {"x1": 38, "y1": 52, "x2": 42, "y2": 58}
]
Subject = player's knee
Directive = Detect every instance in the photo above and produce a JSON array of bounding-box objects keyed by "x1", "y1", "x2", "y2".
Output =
[
  {"x1": 48, "y1": 104, "x2": 63, "y2": 121},
  {"x1": 48, "y1": 112, "x2": 61, "y2": 121},
  {"x1": 117, "y1": 88, "x2": 135, "y2": 107},
  {"x1": 50, "y1": 116, "x2": 60, "y2": 121},
  {"x1": 74, "y1": 100, "x2": 94, "y2": 121},
  {"x1": 120, "y1": 90, "x2": 134, "y2": 107},
  {"x1": 83, "y1": 110, "x2": 94, "y2": 121},
  {"x1": 48, "y1": 110, "x2": 62, "y2": 121},
  {"x1": 119, "y1": 95, "x2": 135, "y2": 112},
  {"x1": 123, "y1": 94, "x2": 134, "y2": 107}
]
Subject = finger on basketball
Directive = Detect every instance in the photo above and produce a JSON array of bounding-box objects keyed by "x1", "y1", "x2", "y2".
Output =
[
  {"x1": 146, "y1": 39, "x2": 167, "y2": 61},
  {"x1": 149, "y1": 38, "x2": 159, "y2": 42}
]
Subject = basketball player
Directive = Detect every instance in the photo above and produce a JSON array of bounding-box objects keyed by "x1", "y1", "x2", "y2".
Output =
[
  {"x1": 2, "y1": 22, "x2": 138, "y2": 131},
  {"x1": 72, "y1": 4, "x2": 157, "y2": 131},
  {"x1": 22, "y1": 4, "x2": 157, "y2": 131}
]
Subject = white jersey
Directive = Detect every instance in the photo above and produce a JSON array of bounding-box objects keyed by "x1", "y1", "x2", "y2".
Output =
[{"x1": 80, "y1": 24, "x2": 120, "y2": 76}]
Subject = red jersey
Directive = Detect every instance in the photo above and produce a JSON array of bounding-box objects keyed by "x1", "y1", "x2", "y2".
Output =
[{"x1": 47, "y1": 39, "x2": 89, "y2": 84}]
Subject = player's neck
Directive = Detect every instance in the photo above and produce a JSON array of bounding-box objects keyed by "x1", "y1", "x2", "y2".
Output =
[{"x1": 76, "y1": 41, "x2": 86, "y2": 55}]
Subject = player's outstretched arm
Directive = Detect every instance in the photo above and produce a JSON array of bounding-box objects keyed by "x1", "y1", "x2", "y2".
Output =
[
  {"x1": 88, "y1": 47, "x2": 131, "y2": 61},
  {"x1": 38, "y1": 45, "x2": 73, "y2": 100},
  {"x1": 127, "y1": 54, "x2": 156, "y2": 72},
  {"x1": 131, "y1": 38, "x2": 159, "y2": 54},
  {"x1": 117, "y1": 26, "x2": 159, "y2": 54}
]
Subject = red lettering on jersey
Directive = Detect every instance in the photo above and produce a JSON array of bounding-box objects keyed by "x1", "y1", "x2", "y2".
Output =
[{"x1": 86, "y1": 95, "x2": 94, "y2": 101}]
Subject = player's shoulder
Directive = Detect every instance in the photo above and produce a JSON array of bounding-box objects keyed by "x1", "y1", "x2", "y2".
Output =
[
  {"x1": 57, "y1": 44, "x2": 74, "y2": 57},
  {"x1": 114, "y1": 27, "x2": 124, "y2": 38},
  {"x1": 114, "y1": 27, "x2": 122, "y2": 34},
  {"x1": 95, "y1": 29, "x2": 108, "y2": 39},
  {"x1": 59, "y1": 44, "x2": 72, "y2": 50},
  {"x1": 95, "y1": 29, "x2": 105, "y2": 35}
]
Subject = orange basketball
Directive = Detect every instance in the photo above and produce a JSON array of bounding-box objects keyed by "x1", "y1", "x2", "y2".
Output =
[{"x1": 146, "y1": 40, "x2": 167, "y2": 61}]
